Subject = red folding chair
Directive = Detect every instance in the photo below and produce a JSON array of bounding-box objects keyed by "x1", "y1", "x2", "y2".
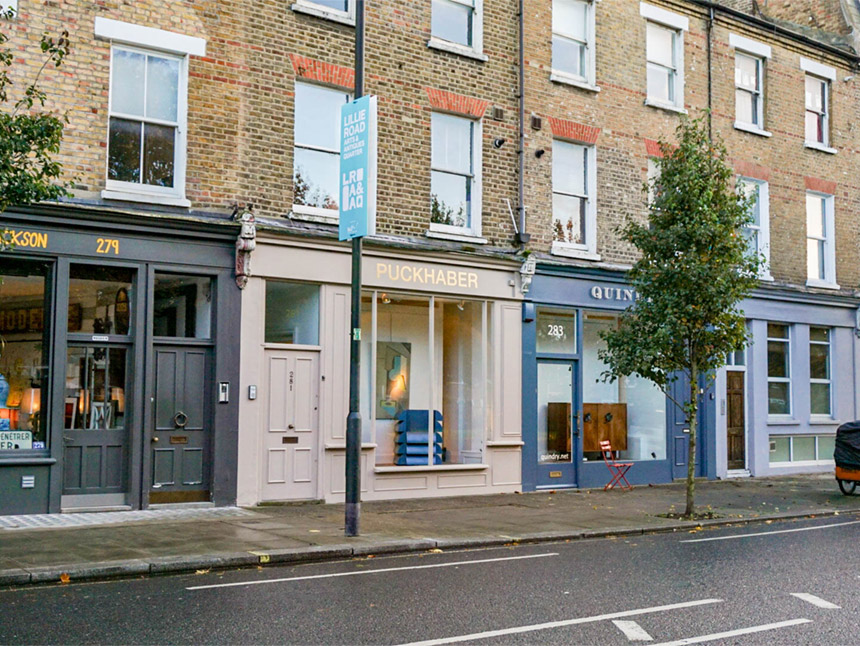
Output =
[{"x1": 600, "y1": 440, "x2": 633, "y2": 491}]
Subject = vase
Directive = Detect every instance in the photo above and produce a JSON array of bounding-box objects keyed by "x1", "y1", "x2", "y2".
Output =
[{"x1": 0, "y1": 373, "x2": 9, "y2": 409}]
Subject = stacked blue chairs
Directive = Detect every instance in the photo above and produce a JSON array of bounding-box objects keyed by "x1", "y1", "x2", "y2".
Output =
[{"x1": 394, "y1": 410, "x2": 443, "y2": 465}]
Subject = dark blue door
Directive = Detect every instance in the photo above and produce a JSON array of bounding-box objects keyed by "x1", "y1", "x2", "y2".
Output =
[{"x1": 536, "y1": 360, "x2": 578, "y2": 488}]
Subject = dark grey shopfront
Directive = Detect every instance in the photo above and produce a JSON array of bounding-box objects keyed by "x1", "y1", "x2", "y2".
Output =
[
  {"x1": 521, "y1": 265, "x2": 715, "y2": 491},
  {"x1": 0, "y1": 206, "x2": 240, "y2": 514}
]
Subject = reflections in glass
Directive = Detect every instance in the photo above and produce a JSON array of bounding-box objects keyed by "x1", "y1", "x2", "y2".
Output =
[
  {"x1": 68, "y1": 265, "x2": 134, "y2": 335},
  {"x1": 154, "y1": 274, "x2": 213, "y2": 339},
  {"x1": 538, "y1": 362, "x2": 573, "y2": 464},
  {"x1": 65, "y1": 346, "x2": 127, "y2": 430}
]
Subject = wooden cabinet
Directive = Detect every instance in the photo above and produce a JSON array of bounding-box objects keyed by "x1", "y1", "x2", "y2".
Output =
[
  {"x1": 582, "y1": 402, "x2": 628, "y2": 451},
  {"x1": 546, "y1": 402, "x2": 572, "y2": 456}
]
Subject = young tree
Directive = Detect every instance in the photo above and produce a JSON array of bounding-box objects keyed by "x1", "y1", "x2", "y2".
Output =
[
  {"x1": 1, "y1": 9, "x2": 71, "y2": 248},
  {"x1": 598, "y1": 114, "x2": 763, "y2": 519}
]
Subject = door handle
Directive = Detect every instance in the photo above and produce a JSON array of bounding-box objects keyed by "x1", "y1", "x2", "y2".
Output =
[
  {"x1": 151, "y1": 436, "x2": 159, "y2": 443},
  {"x1": 288, "y1": 424, "x2": 295, "y2": 430}
]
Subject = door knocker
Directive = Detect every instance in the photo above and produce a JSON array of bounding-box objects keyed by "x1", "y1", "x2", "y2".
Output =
[{"x1": 173, "y1": 411, "x2": 188, "y2": 428}]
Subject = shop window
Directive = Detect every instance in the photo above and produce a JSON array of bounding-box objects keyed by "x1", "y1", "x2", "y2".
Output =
[
  {"x1": 806, "y1": 193, "x2": 836, "y2": 287},
  {"x1": 582, "y1": 312, "x2": 666, "y2": 461},
  {"x1": 0, "y1": 259, "x2": 50, "y2": 451},
  {"x1": 536, "y1": 308, "x2": 576, "y2": 354},
  {"x1": 431, "y1": 0, "x2": 481, "y2": 52},
  {"x1": 538, "y1": 363, "x2": 573, "y2": 464},
  {"x1": 154, "y1": 274, "x2": 213, "y2": 339},
  {"x1": 641, "y1": 3, "x2": 688, "y2": 111},
  {"x1": 264, "y1": 281, "x2": 320, "y2": 345},
  {"x1": 766, "y1": 323, "x2": 791, "y2": 416},
  {"x1": 552, "y1": 0, "x2": 595, "y2": 86},
  {"x1": 64, "y1": 347, "x2": 128, "y2": 431},
  {"x1": 362, "y1": 292, "x2": 488, "y2": 466},
  {"x1": 809, "y1": 327, "x2": 831, "y2": 417},
  {"x1": 293, "y1": 82, "x2": 350, "y2": 218},
  {"x1": 106, "y1": 45, "x2": 186, "y2": 199},
  {"x1": 738, "y1": 178, "x2": 770, "y2": 278},
  {"x1": 430, "y1": 112, "x2": 482, "y2": 237},
  {"x1": 551, "y1": 140, "x2": 596, "y2": 258},
  {"x1": 68, "y1": 265, "x2": 134, "y2": 336},
  {"x1": 769, "y1": 434, "x2": 835, "y2": 464}
]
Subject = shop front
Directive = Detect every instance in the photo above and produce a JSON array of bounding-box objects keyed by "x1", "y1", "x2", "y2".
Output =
[
  {"x1": 237, "y1": 233, "x2": 524, "y2": 504},
  {"x1": 0, "y1": 206, "x2": 240, "y2": 515},
  {"x1": 712, "y1": 289, "x2": 860, "y2": 479},
  {"x1": 522, "y1": 266, "x2": 714, "y2": 491}
]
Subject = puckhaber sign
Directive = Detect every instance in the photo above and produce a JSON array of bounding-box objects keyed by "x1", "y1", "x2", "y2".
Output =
[{"x1": 338, "y1": 95, "x2": 378, "y2": 241}]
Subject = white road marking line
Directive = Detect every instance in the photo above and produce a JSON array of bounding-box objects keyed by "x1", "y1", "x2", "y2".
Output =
[
  {"x1": 680, "y1": 519, "x2": 860, "y2": 543},
  {"x1": 791, "y1": 593, "x2": 841, "y2": 609},
  {"x1": 613, "y1": 620, "x2": 654, "y2": 641},
  {"x1": 394, "y1": 598, "x2": 723, "y2": 646},
  {"x1": 648, "y1": 618, "x2": 811, "y2": 646},
  {"x1": 186, "y1": 552, "x2": 558, "y2": 591}
]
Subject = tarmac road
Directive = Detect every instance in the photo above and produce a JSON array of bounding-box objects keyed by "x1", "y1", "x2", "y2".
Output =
[{"x1": 1, "y1": 514, "x2": 858, "y2": 645}]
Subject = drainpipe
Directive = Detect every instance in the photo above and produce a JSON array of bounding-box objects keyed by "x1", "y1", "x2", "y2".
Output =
[
  {"x1": 707, "y1": 6, "x2": 714, "y2": 141},
  {"x1": 516, "y1": 0, "x2": 530, "y2": 244}
]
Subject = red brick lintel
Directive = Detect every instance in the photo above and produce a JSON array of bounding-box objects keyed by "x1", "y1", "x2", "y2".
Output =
[
  {"x1": 805, "y1": 176, "x2": 837, "y2": 195},
  {"x1": 548, "y1": 117, "x2": 600, "y2": 144},
  {"x1": 424, "y1": 87, "x2": 489, "y2": 118},
  {"x1": 734, "y1": 160, "x2": 771, "y2": 182},
  {"x1": 289, "y1": 53, "x2": 354, "y2": 89}
]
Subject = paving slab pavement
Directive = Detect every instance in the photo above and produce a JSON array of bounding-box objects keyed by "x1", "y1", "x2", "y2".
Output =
[{"x1": 1, "y1": 474, "x2": 857, "y2": 586}]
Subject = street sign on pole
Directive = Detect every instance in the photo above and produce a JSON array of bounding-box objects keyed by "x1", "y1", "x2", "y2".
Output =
[{"x1": 339, "y1": 95, "x2": 377, "y2": 241}]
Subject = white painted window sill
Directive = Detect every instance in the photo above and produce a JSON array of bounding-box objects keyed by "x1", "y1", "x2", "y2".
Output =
[
  {"x1": 551, "y1": 241, "x2": 600, "y2": 261},
  {"x1": 808, "y1": 417, "x2": 839, "y2": 426},
  {"x1": 644, "y1": 98, "x2": 687, "y2": 115},
  {"x1": 375, "y1": 464, "x2": 488, "y2": 473},
  {"x1": 767, "y1": 417, "x2": 800, "y2": 426},
  {"x1": 425, "y1": 229, "x2": 488, "y2": 244},
  {"x1": 291, "y1": 2, "x2": 355, "y2": 26},
  {"x1": 427, "y1": 37, "x2": 487, "y2": 62},
  {"x1": 101, "y1": 190, "x2": 191, "y2": 208},
  {"x1": 734, "y1": 121, "x2": 772, "y2": 137},
  {"x1": 804, "y1": 142, "x2": 837, "y2": 155},
  {"x1": 290, "y1": 205, "x2": 339, "y2": 224},
  {"x1": 806, "y1": 278, "x2": 840, "y2": 290},
  {"x1": 769, "y1": 460, "x2": 834, "y2": 468},
  {"x1": 549, "y1": 71, "x2": 600, "y2": 93}
]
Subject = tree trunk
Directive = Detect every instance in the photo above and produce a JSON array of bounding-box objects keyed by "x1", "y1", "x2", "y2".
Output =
[{"x1": 684, "y1": 365, "x2": 698, "y2": 518}]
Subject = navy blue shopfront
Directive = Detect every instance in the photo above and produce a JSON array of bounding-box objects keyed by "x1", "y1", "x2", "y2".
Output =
[{"x1": 521, "y1": 265, "x2": 716, "y2": 491}]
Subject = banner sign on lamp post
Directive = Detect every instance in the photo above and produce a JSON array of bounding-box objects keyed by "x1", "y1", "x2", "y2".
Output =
[{"x1": 339, "y1": 95, "x2": 378, "y2": 241}]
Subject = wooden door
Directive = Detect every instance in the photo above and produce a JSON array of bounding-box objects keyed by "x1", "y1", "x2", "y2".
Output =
[
  {"x1": 726, "y1": 371, "x2": 746, "y2": 470},
  {"x1": 262, "y1": 350, "x2": 319, "y2": 501}
]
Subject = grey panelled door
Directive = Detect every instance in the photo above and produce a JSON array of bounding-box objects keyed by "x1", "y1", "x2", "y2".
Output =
[
  {"x1": 150, "y1": 345, "x2": 213, "y2": 503},
  {"x1": 63, "y1": 346, "x2": 129, "y2": 495}
]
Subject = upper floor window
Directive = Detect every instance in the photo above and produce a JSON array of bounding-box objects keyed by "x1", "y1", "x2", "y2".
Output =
[
  {"x1": 552, "y1": 140, "x2": 597, "y2": 258},
  {"x1": 738, "y1": 178, "x2": 770, "y2": 279},
  {"x1": 107, "y1": 46, "x2": 184, "y2": 197},
  {"x1": 552, "y1": 0, "x2": 595, "y2": 87},
  {"x1": 431, "y1": 0, "x2": 483, "y2": 55},
  {"x1": 293, "y1": 82, "x2": 350, "y2": 219},
  {"x1": 95, "y1": 18, "x2": 205, "y2": 207},
  {"x1": 430, "y1": 112, "x2": 482, "y2": 237},
  {"x1": 641, "y1": 3, "x2": 688, "y2": 111},
  {"x1": 729, "y1": 33, "x2": 771, "y2": 135},
  {"x1": 805, "y1": 192, "x2": 836, "y2": 287},
  {"x1": 800, "y1": 57, "x2": 836, "y2": 151}
]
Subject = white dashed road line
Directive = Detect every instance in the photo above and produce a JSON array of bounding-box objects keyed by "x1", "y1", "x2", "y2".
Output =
[
  {"x1": 395, "y1": 599, "x2": 723, "y2": 646},
  {"x1": 790, "y1": 593, "x2": 841, "y2": 609},
  {"x1": 648, "y1": 618, "x2": 812, "y2": 646},
  {"x1": 613, "y1": 619, "x2": 654, "y2": 641},
  {"x1": 187, "y1": 552, "x2": 558, "y2": 590},
  {"x1": 680, "y1": 519, "x2": 860, "y2": 543}
]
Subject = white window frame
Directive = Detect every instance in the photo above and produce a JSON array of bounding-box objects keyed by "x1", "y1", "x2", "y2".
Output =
[
  {"x1": 95, "y1": 18, "x2": 205, "y2": 208},
  {"x1": 291, "y1": 81, "x2": 352, "y2": 221},
  {"x1": 641, "y1": 2, "x2": 687, "y2": 112},
  {"x1": 428, "y1": 0, "x2": 485, "y2": 61},
  {"x1": 550, "y1": 0, "x2": 597, "y2": 91},
  {"x1": 737, "y1": 177, "x2": 771, "y2": 280},
  {"x1": 800, "y1": 58, "x2": 836, "y2": 152},
  {"x1": 809, "y1": 327, "x2": 832, "y2": 418},
  {"x1": 2, "y1": 1, "x2": 17, "y2": 14},
  {"x1": 730, "y1": 33, "x2": 771, "y2": 136},
  {"x1": 767, "y1": 323, "x2": 792, "y2": 419},
  {"x1": 428, "y1": 112, "x2": 483, "y2": 240},
  {"x1": 551, "y1": 140, "x2": 598, "y2": 260},
  {"x1": 805, "y1": 192, "x2": 838, "y2": 289},
  {"x1": 769, "y1": 435, "x2": 835, "y2": 466},
  {"x1": 291, "y1": 0, "x2": 356, "y2": 26}
]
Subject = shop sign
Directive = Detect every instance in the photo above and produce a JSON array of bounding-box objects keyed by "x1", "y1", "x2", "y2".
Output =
[
  {"x1": 0, "y1": 431, "x2": 32, "y2": 450},
  {"x1": 4, "y1": 229, "x2": 48, "y2": 250},
  {"x1": 338, "y1": 95, "x2": 378, "y2": 241},
  {"x1": 589, "y1": 285, "x2": 637, "y2": 302},
  {"x1": 375, "y1": 261, "x2": 479, "y2": 290}
]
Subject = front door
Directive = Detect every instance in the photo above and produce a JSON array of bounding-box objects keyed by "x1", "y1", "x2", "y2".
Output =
[
  {"x1": 670, "y1": 375, "x2": 690, "y2": 479},
  {"x1": 262, "y1": 350, "x2": 319, "y2": 501},
  {"x1": 536, "y1": 361, "x2": 577, "y2": 487},
  {"x1": 150, "y1": 345, "x2": 213, "y2": 503},
  {"x1": 62, "y1": 345, "x2": 130, "y2": 500},
  {"x1": 726, "y1": 370, "x2": 746, "y2": 470}
]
